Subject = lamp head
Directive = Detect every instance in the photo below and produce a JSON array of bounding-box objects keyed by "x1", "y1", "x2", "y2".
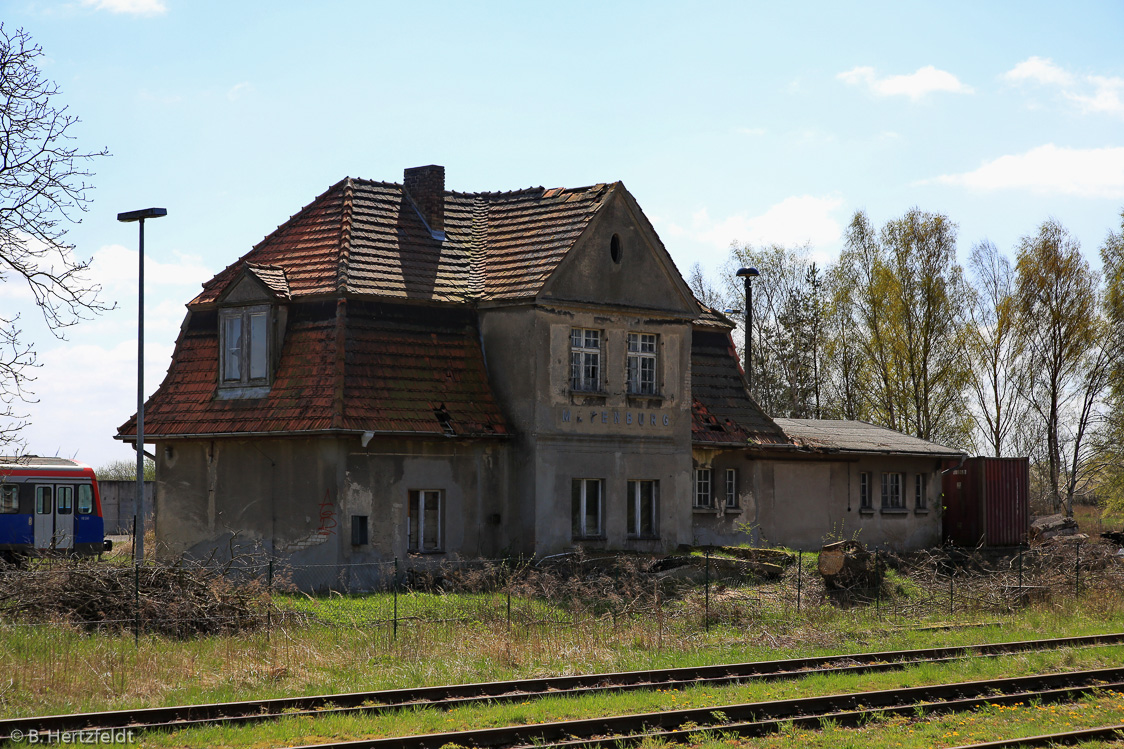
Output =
[
  {"x1": 117, "y1": 208, "x2": 167, "y2": 223},
  {"x1": 735, "y1": 267, "x2": 760, "y2": 279}
]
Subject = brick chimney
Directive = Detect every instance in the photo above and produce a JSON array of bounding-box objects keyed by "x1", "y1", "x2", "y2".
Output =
[{"x1": 403, "y1": 165, "x2": 445, "y2": 238}]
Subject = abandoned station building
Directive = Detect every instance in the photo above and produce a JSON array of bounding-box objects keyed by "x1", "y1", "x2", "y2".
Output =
[{"x1": 118, "y1": 166, "x2": 965, "y2": 570}]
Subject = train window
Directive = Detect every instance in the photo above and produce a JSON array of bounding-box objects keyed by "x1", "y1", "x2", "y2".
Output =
[
  {"x1": 77, "y1": 485, "x2": 94, "y2": 514},
  {"x1": 35, "y1": 486, "x2": 52, "y2": 514},
  {"x1": 56, "y1": 486, "x2": 73, "y2": 515},
  {"x1": 0, "y1": 486, "x2": 17, "y2": 513}
]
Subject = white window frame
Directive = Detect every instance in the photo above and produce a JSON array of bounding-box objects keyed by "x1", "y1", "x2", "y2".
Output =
[
  {"x1": 219, "y1": 305, "x2": 271, "y2": 388},
  {"x1": 860, "y1": 471, "x2": 872, "y2": 509},
  {"x1": 725, "y1": 468, "x2": 738, "y2": 508},
  {"x1": 570, "y1": 328, "x2": 601, "y2": 392},
  {"x1": 915, "y1": 473, "x2": 927, "y2": 509},
  {"x1": 694, "y1": 468, "x2": 713, "y2": 508},
  {"x1": 407, "y1": 489, "x2": 444, "y2": 552},
  {"x1": 626, "y1": 332, "x2": 658, "y2": 395},
  {"x1": 881, "y1": 472, "x2": 903, "y2": 509},
  {"x1": 627, "y1": 479, "x2": 659, "y2": 538},
  {"x1": 571, "y1": 478, "x2": 603, "y2": 538}
]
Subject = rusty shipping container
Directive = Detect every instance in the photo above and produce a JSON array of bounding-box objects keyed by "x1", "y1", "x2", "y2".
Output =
[{"x1": 942, "y1": 457, "x2": 1029, "y2": 547}]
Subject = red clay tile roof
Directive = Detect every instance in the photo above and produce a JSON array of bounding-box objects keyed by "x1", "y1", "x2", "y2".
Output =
[
  {"x1": 243, "y1": 264, "x2": 290, "y2": 300},
  {"x1": 691, "y1": 328, "x2": 789, "y2": 445},
  {"x1": 118, "y1": 302, "x2": 507, "y2": 440},
  {"x1": 191, "y1": 178, "x2": 612, "y2": 307}
]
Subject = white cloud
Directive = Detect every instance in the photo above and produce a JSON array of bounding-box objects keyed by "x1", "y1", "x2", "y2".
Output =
[
  {"x1": 837, "y1": 65, "x2": 973, "y2": 101},
  {"x1": 79, "y1": 0, "x2": 167, "y2": 15},
  {"x1": 668, "y1": 195, "x2": 846, "y2": 250},
  {"x1": 87, "y1": 244, "x2": 212, "y2": 292},
  {"x1": 227, "y1": 82, "x2": 252, "y2": 102},
  {"x1": 1003, "y1": 57, "x2": 1124, "y2": 117},
  {"x1": 1004, "y1": 56, "x2": 1075, "y2": 87},
  {"x1": 20, "y1": 338, "x2": 175, "y2": 467},
  {"x1": 927, "y1": 144, "x2": 1124, "y2": 199}
]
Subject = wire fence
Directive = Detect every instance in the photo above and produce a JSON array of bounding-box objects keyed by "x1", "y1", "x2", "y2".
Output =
[{"x1": 2, "y1": 541, "x2": 1122, "y2": 704}]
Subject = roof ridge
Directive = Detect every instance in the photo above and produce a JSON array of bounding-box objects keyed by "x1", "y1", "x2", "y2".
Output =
[{"x1": 338, "y1": 177, "x2": 355, "y2": 293}]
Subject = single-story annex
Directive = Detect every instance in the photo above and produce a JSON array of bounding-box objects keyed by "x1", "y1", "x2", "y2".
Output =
[{"x1": 117, "y1": 166, "x2": 965, "y2": 574}]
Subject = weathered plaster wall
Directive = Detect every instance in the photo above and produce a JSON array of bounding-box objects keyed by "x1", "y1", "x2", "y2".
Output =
[
  {"x1": 689, "y1": 448, "x2": 760, "y2": 547},
  {"x1": 154, "y1": 436, "x2": 344, "y2": 566},
  {"x1": 749, "y1": 456, "x2": 944, "y2": 551},
  {"x1": 341, "y1": 438, "x2": 510, "y2": 561}
]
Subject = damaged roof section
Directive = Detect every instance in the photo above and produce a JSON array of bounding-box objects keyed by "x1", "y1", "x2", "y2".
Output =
[
  {"x1": 775, "y1": 418, "x2": 966, "y2": 457},
  {"x1": 118, "y1": 303, "x2": 508, "y2": 440},
  {"x1": 690, "y1": 326, "x2": 789, "y2": 446}
]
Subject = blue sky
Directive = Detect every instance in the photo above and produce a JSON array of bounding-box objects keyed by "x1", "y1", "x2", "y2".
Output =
[{"x1": 4, "y1": 0, "x2": 1124, "y2": 466}]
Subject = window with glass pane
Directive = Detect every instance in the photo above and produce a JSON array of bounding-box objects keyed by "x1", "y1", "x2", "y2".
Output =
[
  {"x1": 408, "y1": 489, "x2": 443, "y2": 552},
  {"x1": 222, "y1": 314, "x2": 242, "y2": 381},
  {"x1": 56, "y1": 485, "x2": 73, "y2": 514},
  {"x1": 860, "y1": 472, "x2": 872, "y2": 509},
  {"x1": 915, "y1": 473, "x2": 927, "y2": 509},
  {"x1": 36, "y1": 486, "x2": 52, "y2": 514},
  {"x1": 77, "y1": 485, "x2": 94, "y2": 514},
  {"x1": 570, "y1": 328, "x2": 601, "y2": 391},
  {"x1": 627, "y1": 480, "x2": 658, "y2": 537},
  {"x1": 725, "y1": 468, "x2": 738, "y2": 508},
  {"x1": 220, "y1": 305, "x2": 271, "y2": 387},
  {"x1": 694, "y1": 468, "x2": 712, "y2": 508},
  {"x1": 0, "y1": 485, "x2": 17, "y2": 513},
  {"x1": 881, "y1": 472, "x2": 903, "y2": 508},
  {"x1": 626, "y1": 333, "x2": 657, "y2": 395},
  {"x1": 571, "y1": 479, "x2": 602, "y2": 538}
]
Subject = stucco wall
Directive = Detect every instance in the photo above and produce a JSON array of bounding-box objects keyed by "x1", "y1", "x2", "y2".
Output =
[
  {"x1": 154, "y1": 437, "x2": 345, "y2": 566},
  {"x1": 753, "y1": 455, "x2": 945, "y2": 551}
]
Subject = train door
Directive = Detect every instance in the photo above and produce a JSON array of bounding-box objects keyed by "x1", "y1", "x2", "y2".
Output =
[{"x1": 33, "y1": 485, "x2": 75, "y2": 550}]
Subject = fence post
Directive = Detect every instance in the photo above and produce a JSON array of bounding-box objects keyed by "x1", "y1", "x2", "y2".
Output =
[
  {"x1": 704, "y1": 548, "x2": 710, "y2": 633},
  {"x1": 796, "y1": 550, "x2": 802, "y2": 613},
  {"x1": 1018, "y1": 546, "x2": 1023, "y2": 601},
  {"x1": 134, "y1": 564, "x2": 140, "y2": 646},
  {"x1": 1075, "y1": 541, "x2": 1081, "y2": 598},
  {"x1": 393, "y1": 556, "x2": 399, "y2": 641},
  {"x1": 506, "y1": 572, "x2": 512, "y2": 633},
  {"x1": 267, "y1": 559, "x2": 274, "y2": 631},
  {"x1": 949, "y1": 574, "x2": 954, "y2": 617}
]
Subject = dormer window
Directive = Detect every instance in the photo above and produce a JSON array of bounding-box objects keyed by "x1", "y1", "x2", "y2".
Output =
[{"x1": 219, "y1": 304, "x2": 271, "y2": 392}]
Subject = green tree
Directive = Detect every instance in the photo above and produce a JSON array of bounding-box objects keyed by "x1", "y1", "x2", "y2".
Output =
[
  {"x1": 1096, "y1": 210, "x2": 1124, "y2": 516},
  {"x1": 725, "y1": 243, "x2": 828, "y2": 418},
  {"x1": 838, "y1": 209, "x2": 972, "y2": 446},
  {"x1": 965, "y1": 240, "x2": 1029, "y2": 457},
  {"x1": 96, "y1": 458, "x2": 155, "y2": 481},
  {"x1": 1014, "y1": 219, "x2": 1102, "y2": 516}
]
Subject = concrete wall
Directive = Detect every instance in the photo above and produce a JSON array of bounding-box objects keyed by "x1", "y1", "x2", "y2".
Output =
[
  {"x1": 341, "y1": 438, "x2": 511, "y2": 561},
  {"x1": 755, "y1": 455, "x2": 944, "y2": 551},
  {"x1": 97, "y1": 480, "x2": 155, "y2": 534}
]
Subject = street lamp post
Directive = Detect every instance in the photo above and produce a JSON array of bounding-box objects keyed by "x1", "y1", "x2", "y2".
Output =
[
  {"x1": 117, "y1": 207, "x2": 167, "y2": 565},
  {"x1": 735, "y1": 267, "x2": 760, "y2": 392}
]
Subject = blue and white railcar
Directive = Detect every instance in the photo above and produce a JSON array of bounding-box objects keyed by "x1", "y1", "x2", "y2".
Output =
[{"x1": 0, "y1": 457, "x2": 108, "y2": 564}]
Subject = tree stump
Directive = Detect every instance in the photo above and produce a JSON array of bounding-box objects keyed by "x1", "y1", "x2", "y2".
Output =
[{"x1": 818, "y1": 540, "x2": 883, "y2": 592}]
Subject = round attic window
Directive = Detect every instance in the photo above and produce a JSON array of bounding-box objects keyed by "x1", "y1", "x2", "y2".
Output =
[{"x1": 610, "y1": 234, "x2": 623, "y2": 264}]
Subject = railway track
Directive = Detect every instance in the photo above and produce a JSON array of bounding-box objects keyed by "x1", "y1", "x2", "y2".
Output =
[
  {"x1": 950, "y1": 725, "x2": 1124, "y2": 748},
  {"x1": 2, "y1": 632, "x2": 1122, "y2": 741},
  {"x1": 279, "y1": 667, "x2": 1124, "y2": 748}
]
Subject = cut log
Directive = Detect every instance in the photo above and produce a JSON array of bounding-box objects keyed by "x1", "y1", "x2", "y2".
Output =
[{"x1": 818, "y1": 540, "x2": 883, "y2": 591}]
